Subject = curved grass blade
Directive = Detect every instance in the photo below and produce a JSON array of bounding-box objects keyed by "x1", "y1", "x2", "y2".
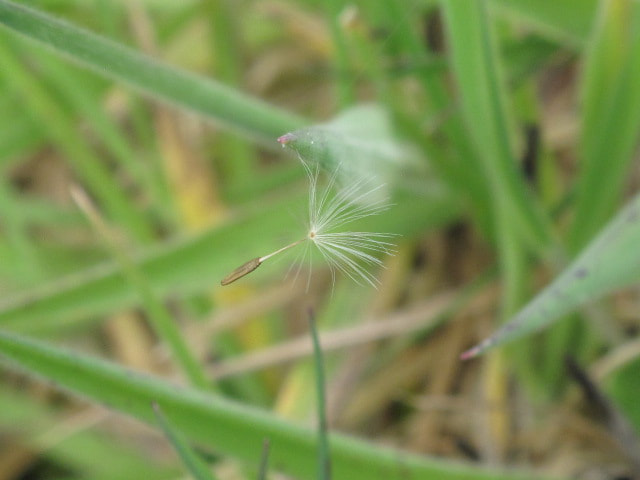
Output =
[
  {"x1": 0, "y1": 330, "x2": 547, "y2": 480},
  {"x1": 257, "y1": 439, "x2": 270, "y2": 480},
  {"x1": 308, "y1": 310, "x2": 330, "y2": 480},
  {"x1": 441, "y1": 0, "x2": 553, "y2": 255},
  {"x1": 71, "y1": 187, "x2": 208, "y2": 389},
  {"x1": 604, "y1": 355, "x2": 640, "y2": 439},
  {"x1": 492, "y1": 0, "x2": 597, "y2": 45},
  {"x1": 0, "y1": 189, "x2": 459, "y2": 334},
  {"x1": 463, "y1": 192, "x2": 640, "y2": 358},
  {"x1": 0, "y1": 35, "x2": 154, "y2": 243},
  {"x1": 569, "y1": 0, "x2": 640, "y2": 252},
  {"x1": 152, "y1": 403, "x2": 216, "y2": 480},
  {"x1": 0, "y1": 389, "x2": 179, "y2": 480},
  {"x1": 0, "y1": 0, "x2": 304, "y2": 142}
]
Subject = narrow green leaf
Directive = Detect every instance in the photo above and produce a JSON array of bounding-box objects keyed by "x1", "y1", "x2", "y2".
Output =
[
  {"x1": 33, "y1": 49, "x2": 167, "y2": 210},
  {"x1": 205, "y1": 1, "x2": 258, "y2": 186},
  {"x1": 72, "y1": 188, "x2": 209, "y2": 389},
  {"x1": 153, "y1": 403, "x2": 216, "y2": 480},
  {"x1": 0, "y1": 330, "x2": 548, "y2": 480},
  {"x1": 441, "y1": 0, "x2": 553, "y2": 254},
  {"x1": 308, "y1": 311, "x2": 330, "y2": 480},
  {"x1": 0, "y1": 35, "x2": 155, "y2": 242},
  {"x1": 0, "y1": 389, "x2": 179, "y2": 480},
  {"x1": 0, "y1": 99, "x2": 44, "y2": 169},
  {"x1": 441, "y1": 0, "x2": 543, "y2": 330},
  {"x1": 0, "y1": 186, "x2": 460, "y2": 334},
  {"x1": 462, "y1": 192, "x2": 640, "y2": 358},
  {"x1": 0, "y1": 179, "x2": 43, "y2": 284},
  {"x1": 492, "y1": 0, "x2": 597, "y2": 45},
  {"x1": 569, "y1": 0, "x2": 640, "y2": 251},
  {"x1": 257, "y1": 439, "x2": 270, "y2": 480},
  {"x1": 325, "y1": 0, "x2": 356, "y2": 106},
  {"x1": 0, "y1": 0, "x2": 305, "y2": 142},
  {"x1": 604, "y1": 356, "x2": 640, "y2": 436},
  {"x1": 379, "y1": 0, "x2": 494, "y2": 236}
]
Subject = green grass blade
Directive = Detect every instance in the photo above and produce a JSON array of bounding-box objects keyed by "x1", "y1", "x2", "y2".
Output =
[
  {"x1": 0, "y1": 0, "x2": 305, "y2": 142},
  {"x1": 0, "y1": 35, "x2": 155, "y2": 242},
  {"x1": 441, "y1": 0, "x2": 553, "y2": 255},
  {"x1": 569, "y1": 0, "x2": 640, "y2": 251},
  {"x1": 463, "y1": 192, "x2": 640, "y2": 358},
  {"x1": 308, "y1": 311, "x2": 330, "y2": 480},
  {"x1": 0, "y1": 330, "x2": 558, "y2": 480},
  {"x1": 0, "y1": 99, "x2": 44, "y2": 170},
  {"x1": 0, "y1": 389, "x2": 180, "y2": 480},
  {"x1": 492, "y1": 0, "x2": 598, "y2": 45},
  {"x1": 72, "y1": 188, "x2": 209, "y2": 389},
  {"x1": 257, "y1": 439, "x2": 270, "y2": 480},
  {"x1": 380, "y1": 0, "x2": 493, "y2": 235},
  {"x1": 205, "y1": 1, "x2": 258, "y2": 186},
  {"x1": 152, "y1": 403, "x2": 217, "y2": 480},
  {"x1": 0, "y1": 188, "x2": 460, "y2": 334},
  {"x1": 326, "y1": 0, "x2": 356, "y2": 106},
  {"x1": 0, "y1": 179, "x2": 43, "y2": 285},
  {"x1": 604, "y1": 356, "x2": 640, "y2": 436},
  {"x1": 33, "y1": 49, "x2": 167, "y2": 210}
]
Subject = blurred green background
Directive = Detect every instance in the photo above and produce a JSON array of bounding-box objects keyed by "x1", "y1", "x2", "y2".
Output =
[{"x1": 0, "y1": 0, "x2": 640, "y2": 479}]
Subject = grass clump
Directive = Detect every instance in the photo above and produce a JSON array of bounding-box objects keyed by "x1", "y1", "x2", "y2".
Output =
[{"x1": 0, "y1": 1, "x2": 639, "y2": 479}]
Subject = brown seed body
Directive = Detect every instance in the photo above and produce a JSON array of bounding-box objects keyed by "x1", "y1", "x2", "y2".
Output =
[{"x1": 220, "y1": 257, "x2": 262, "y2": 286}]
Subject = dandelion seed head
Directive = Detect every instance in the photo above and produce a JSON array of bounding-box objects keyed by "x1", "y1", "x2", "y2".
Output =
[
  {"x1": 221, "y1": 152, "x2": 398, "y2": 288},
  {"x1": 296, "y1": 159, "x2": 398, "y2": 288}
]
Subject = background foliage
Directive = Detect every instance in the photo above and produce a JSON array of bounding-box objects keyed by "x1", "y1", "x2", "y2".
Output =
[{"x1": 0, "y1": 0, "x2": 639, "y2": 479}]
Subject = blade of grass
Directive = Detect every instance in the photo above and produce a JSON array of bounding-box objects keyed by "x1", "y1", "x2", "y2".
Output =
[
  {"x1": 604, "y1": 355, "x2": 640, "y2": 439},
  {"x1": 0, "y1": 179, "x2": 43, "y2": 285},
  {"x1": 0, "y1": 187, "x2": 460, "y2": 334},
  {"x1": 257, "y1": 439, "x2": 270, "y2": 480},
  {"x1": 0, "y1": 389, "x2": 180, "y2": 480},
  {"x1": 0, "y1": 0, "x2": 306, "y2": 143},
  {"x1": 0, "y1": 34, "x2": 154, "y2": 242},
  {"x1": 274, "y1": 281, "x2": 374, "y2": 420},
  {"x1": 308, "y1": 310, "x2": 331, "y2": 480},
  {"x1": 0, "y1": 98, "x2": 45, "y2": 170},
  {"x1": 152, "y1": 403, "x2": 216, "y2": 480},
  {"x1": 462, "y1": 191, "x2": 640, "y2": 358},
  {"x1": 381, "y1": 0, "x2": 493, "y2": 235},
  {"x1": 33, "y1": 48, "x2": 168, "y2": 212},
  {"x1": 441, "y1": 0, "x2": 554, "y2": 256},
  {"x1": 71, "y1": 186, "x2": 209, "y2": 389},
  {"x1": 441, "y1": 0, "x2": 546, "y2": 401},
  {"x1": 0, "y1": 329, "x2": 560, "y2": 480},
  {"x1": 440, "y1": 0, "x2": 536, "y2": 383},
  {"x1": 326, "y1": 0, "x2": 356, "y2": 106},
  {"x1": 492, "y1": 0, "x2": 598, "y2": 45},
  {"x1": 569, "y1": 0, "x2": 640, "y2": 251},
  {"x1": 205, "y1": 1, "x2": 257, "y2": 186}
]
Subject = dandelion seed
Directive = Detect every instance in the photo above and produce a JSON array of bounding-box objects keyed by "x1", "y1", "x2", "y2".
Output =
[{"x1": 221, "y1": 160, "x2": 397, "y2": 288}]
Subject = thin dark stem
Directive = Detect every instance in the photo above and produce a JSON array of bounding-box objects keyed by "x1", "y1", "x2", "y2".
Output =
[
  {"x1": 257, "y1": 438, "x2": 270, "y2": 480},
  {"x1": 308, "y1": 308, "x2": 331, "y2": 480}
]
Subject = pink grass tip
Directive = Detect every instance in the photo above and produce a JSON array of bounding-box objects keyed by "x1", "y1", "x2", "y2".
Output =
[
  {"x1": 277, "y1": 133, "x2": 295, "y2": 146},
  {"x1": 460, "y1": 345, "x2": 482, "y2": 361}
]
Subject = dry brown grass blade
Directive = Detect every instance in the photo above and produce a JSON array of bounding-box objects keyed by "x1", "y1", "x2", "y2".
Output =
[{"x1": 209, "y1": 292, "x2": 455, "y2": 379}]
